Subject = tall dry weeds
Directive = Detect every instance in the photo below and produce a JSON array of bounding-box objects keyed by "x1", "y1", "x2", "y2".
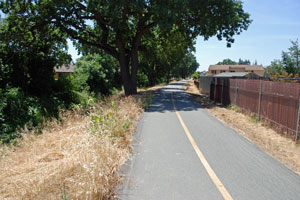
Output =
[{"x1": 0, "y1": 96, "x2": 142, "y2": 199}]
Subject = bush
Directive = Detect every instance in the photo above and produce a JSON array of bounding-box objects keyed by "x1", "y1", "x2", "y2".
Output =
[
  {"x1": 137, "y1": 71, "x2": 149, "y2": 88},
  {"x1": 0, "y1": 18, "x2": 77, "y2": 144},
  {"x1": 0, "y1": 83, "x2": 80, "y2": 144},
  {"x1": 0, "y1": 87, "x2": 39, "y2": 143},
  {"x1": 52, "y1": 76, "x2": 79, "y2": 106},
  {"x1": 192, "y1": 72, "x2": 200, "y2": 80},
  {"x1": 71, "y1": 53, "x2": 120, "y2": 95},
  {"x1": 0, "y1": 63, "x2": 101, "y2": 144}
]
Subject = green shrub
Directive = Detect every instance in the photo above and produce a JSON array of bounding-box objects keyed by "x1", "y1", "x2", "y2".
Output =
[
  {"x1": 0, "y1": 84, "x2": 80, "y2": 144},
  {"x1": 0, "y1": 18, "x2": 77, "y2": 144},
  {"x1": 71, "y1": 53, "x2": 120, "y2": 95},
  {"x1": 0, "y1": 87, "x2": 36, "y2": 143},
  {"x1": 52, "y1": 76, "x2": 79, "y2": 106},
  {"x1": 192, "y1": 72, "x2": 200, "y2": 80},
  {"x1": 137, "y1": 71, "x2": 149, "y2": 88}
]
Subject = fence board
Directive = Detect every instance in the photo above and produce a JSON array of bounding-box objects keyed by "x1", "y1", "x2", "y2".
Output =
[
  {"x1": 260, "y1": 81, "x2": 299, "y2": 136},
  {"x1": 236, "y1": 79, "x2": 259, "y2": 114}
]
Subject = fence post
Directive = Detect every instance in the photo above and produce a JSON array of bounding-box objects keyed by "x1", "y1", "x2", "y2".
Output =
[
  {"x1": 296, "y1": 97, "x2": 300, "y2": 141},
  {"x1": 258, "y1": 79, "x2": 262, "y2": 120},
  {"x1": 221, "y1": 79, "x2": 224, "y2": 105},
  {"x1": 214, "y1": 78, "x2": 217, "y2": 103}
]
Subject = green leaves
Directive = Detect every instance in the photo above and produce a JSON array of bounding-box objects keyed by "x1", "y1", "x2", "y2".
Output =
[
  {"x1": 266, "y1": 39, "x2": 300, "y2": 78},
  {"x1": 0, "y1": 2, "x2": 74, "y2": 143},
  {"x1": 284, "y1": 39, "x2": 300, "y2": 74},
  {"x1": 217, "y1": 58, "x2": 237, "y2": 65},
  {"x1": 71, "y1": 53, "x2": 120, "y2": 95},
  {"x1": 192, "y1": 72, "x2": 200, "y2": 80},
  {"x1": 139, "y1": 26, "x2": 198, "y2": 84},
  {"x1": 1, "y1": 0, "x2": 251, "y2": 95}
]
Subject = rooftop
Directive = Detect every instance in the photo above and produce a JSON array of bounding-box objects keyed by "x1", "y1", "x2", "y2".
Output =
[
  {"x1": 54, "y1": 64, "x2": 75, "y2": 73},
  {"x1": 214, "y1": 72, "x2": 260, "y2": 78},
  {"x1": 209, "y1": 65, "x2": 264, "y2": 71}
]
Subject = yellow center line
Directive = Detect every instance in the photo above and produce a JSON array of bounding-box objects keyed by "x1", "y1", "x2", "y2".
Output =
[{"x1": 171, "y1": 93, "x2": 233, "y2": 200}]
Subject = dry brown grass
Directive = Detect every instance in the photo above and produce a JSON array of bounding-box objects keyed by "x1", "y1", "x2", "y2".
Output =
[
  {"x1": 185, "y1": 79, "x2": 300, "y2": 175},
  {"x1": 0, "y1": 96, "x2": 143, "y2": 199}
]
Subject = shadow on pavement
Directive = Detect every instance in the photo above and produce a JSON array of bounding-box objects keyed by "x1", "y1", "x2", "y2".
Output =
[{"x1": 145, "y1": 81, "x2": 216, "y2": 113}]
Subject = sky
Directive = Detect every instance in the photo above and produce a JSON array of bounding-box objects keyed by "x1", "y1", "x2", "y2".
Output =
[
  {"x1": 194, "y1": 0, "x2": 300, "y2": 71},
  {"x1": 66, "y1": 1, "x2": 300, "y2": 71}
]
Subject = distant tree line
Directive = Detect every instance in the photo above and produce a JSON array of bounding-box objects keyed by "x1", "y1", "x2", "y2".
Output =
[{"x1": 216, "y1": 58, "x2": 258, "y2": 65}]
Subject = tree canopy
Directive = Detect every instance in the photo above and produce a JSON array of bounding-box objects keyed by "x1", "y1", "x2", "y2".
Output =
[
  {"x1": 216, "y1": 58, "x2": 237, "y2": 65},
  {"x1": 0, "y1": 14, "x2": 70, "y2": 96},
  {"x1": 139, "y1": 26, "x2": 196, "y2": 85},
  {"x1": 1, "y1": 0, "x2": 251, "y2": 95},
  {"x1": 72, "y1": 53, "x2": 121, "y2": 95},
  {"x1": 266, "y1": 39, "x2": 300, "y2": 79},
  {"x1": 282, "y1": 40, "x2": 300, "y2": 74},
  {"x1": 216, "y1": 58, "x2": 253, "y2": 65}
]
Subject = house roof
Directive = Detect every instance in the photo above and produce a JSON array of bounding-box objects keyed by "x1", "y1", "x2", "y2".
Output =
[
  {"x1": 214, "y1": 72, "x2": 252, "y2": 78},
  {"x1": 209, "y1": 65, "x2": 264, "y2": 71},
  {"x1": 54, "y1": 64, "x2": 75, "y2": 73},
  {"x1": 199, "y1": 71, "x2": 208, "y2": 76}
]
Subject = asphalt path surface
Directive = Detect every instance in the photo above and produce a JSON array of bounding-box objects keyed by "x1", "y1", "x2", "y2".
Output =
[{"x1": 118, "y1": 81, "x2": 300, "y2": 200}]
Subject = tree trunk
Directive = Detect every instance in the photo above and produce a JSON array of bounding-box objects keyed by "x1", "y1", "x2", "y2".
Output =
[
  {"x1": 130, "y1": 49, "x2": 138, "y2": 94},
  {"x1": 148, "y1": 64, "x2": 156, "y2": 87},
  {"x1": 166, "y1": 74, "x2": 170, "y2": 84},
  {"x1": 123, "y1": 78, "x2": 137, "y2": 96},
  {"x1": 117, "y1": 35, "x2": 138, "y2": 96},
  {"x1": 119, "y1": 61, "x2": 137, "y2": 96},
  {"x1": 119, "y1": 54, "x2": 138, "y2": 96},
  {"x1": 149, "y1": 75, "x2": 156, "y2": 87},
  {"x1": 117, "y1": 31, "x2": 143, "y2": 96}
]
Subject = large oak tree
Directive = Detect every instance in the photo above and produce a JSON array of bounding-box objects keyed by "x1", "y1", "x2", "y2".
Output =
[{"x1": 1, "y1": 0, "x2": 251, "y2": 95}]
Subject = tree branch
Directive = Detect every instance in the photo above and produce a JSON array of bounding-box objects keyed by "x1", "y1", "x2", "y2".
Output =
[{"x1": 57, "y1": 24, "x2": 118, "y2": 59}]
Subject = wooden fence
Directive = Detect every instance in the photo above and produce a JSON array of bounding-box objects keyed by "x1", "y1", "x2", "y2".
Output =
[{"x1": 210, "y1": 78, "x2": 300, "y2": 140}]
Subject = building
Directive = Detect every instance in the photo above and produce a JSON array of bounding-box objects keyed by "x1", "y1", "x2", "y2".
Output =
[
  {"x1": 208, "y1": 65, "x2": 264, "y2": 76},
  {"x1": 54, "y1": 64, "x2": 75, "y2": 79}
]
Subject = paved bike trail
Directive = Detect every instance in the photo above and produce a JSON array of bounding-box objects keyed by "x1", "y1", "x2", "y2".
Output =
[{"x1": 118, "y1": 81, "x2": 300, "y2": 200}]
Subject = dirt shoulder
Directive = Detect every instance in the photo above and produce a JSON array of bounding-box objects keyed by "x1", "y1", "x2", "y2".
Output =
[{"x1": 184, "y1": 79, "x2": 300, "y2": 175}]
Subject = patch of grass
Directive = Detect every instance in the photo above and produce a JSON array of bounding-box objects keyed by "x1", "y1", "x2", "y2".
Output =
[
  {"x1": 61, "y1": 184, "x2": 69, "y2": 200},
  {"x1": 0, "y1": 82, "x2": 163, "y2": 199},
  {"x1": 134, "y1": 89, "x2": 157, "y2": 110},
  {"x1": 250, "y1": 114, "x2": 260, "y2": 123},
  {"x1": 227, "y1": 104, "x2": 260, "y2": 123},
  {"x1": 142, "y1": 93, "x2": 154, "y2": 110},
  {"x1": 227, "y1": 104, "x2": 241, "y2": 112},
  {"x1": 0, "y1": 96, "x2": 142, "y2": 199}
]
